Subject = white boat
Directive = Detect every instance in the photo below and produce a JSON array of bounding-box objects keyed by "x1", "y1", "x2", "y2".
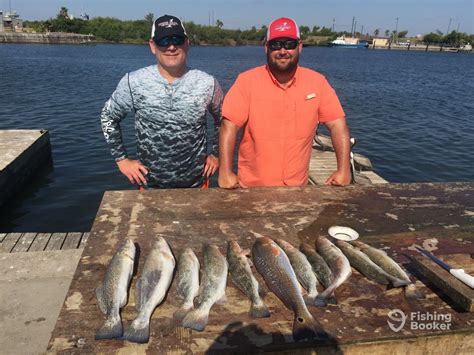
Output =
[{"x1": 328, "y1": 35, "x2": 369, "y2": 49}]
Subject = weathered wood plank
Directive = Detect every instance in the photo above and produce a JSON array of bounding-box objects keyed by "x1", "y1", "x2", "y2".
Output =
[
  {"x1": 411, "y1": 254, "x2": 474, "y2": 312},
  {"x1": 11, "y1": 232, "x2": 37, "y2": 252},
  {"x1": 44, "y1": 233, "x2": 66, "y2": 251},
  {"x1": 28, "y1": 233, "x2": 51, "y2": 252},
  {"x1": 0, "y1": 233, "x2": 22, "y2": 253},
  {"x1": 79, "y1": 232, "x2": 89, "y2": 248},
  {"x1": 62, "y1": 232, "x2": 82, "y2": 250}
]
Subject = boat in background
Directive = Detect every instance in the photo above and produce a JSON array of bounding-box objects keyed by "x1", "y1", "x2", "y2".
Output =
[{"x1": 328, "y1": 35, "x2": 369, "y2": 49}]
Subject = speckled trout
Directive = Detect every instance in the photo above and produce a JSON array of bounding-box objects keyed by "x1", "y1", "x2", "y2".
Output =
[
  {"x1": 352, "y1": 240, "x2": 424, "y2": 299},
  {"x1": 252, "y1": 237, "x2": 326, "y2": 341},
  {"x1": 299, "y1": 242, "x2": 334, "y2": 289},
  {"x1": 315, "y1": 237, "x2": 351, "y2": 307},
  {"x1": 182, "y1": 244, "x2": 228, "y2": 331},
  {"x1": 227, "y1": 240, "x2": 270, "y2": 318},
  {"x1": 336, "y1": 240, "x2": 409, "y2": 287},
  {"x1": 173, "y1": 248, "x2": 200, "y2": 320},
  {"x1": 276, "y1": 239, "x2": 319, "y2": 306},
  {"x1": 123, "y1": 237, "x2": 175, "y2": 343},
  {"x1": 95, "y1": 239, "x2": 135, "y2": 340}
]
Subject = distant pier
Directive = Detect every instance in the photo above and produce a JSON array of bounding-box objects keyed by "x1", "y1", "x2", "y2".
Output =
[{"x1": 0, "y1": 32, "x2": 95, "y2": 44}]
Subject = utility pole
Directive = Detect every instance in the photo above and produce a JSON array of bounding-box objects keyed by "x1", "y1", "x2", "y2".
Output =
[
  {"x1": 395, "y1": 17, "x2": 399, "y2": 43},
  {"x1": 446, "y1": 17, "x2": 452, "y2": 34},
  {"x1": 9, "y1": 0, "x2": 12, "y2": 14},
  {"x1": 332, "y1": 18, "x2": 335, "y2": 32},
  {"x1": 354, "y1": 20, "x2": 357, "y2": 36},
  {"x1": 361, "y1": 25, "x2": 364, "y2": 37},
  {"x1": 351, "y1": 16, "x2": 355, "y2": 36}
]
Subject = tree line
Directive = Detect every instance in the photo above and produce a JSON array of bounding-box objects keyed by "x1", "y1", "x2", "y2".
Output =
[{"x1": 23, "y1": 8, "x2": 473, "y2": 46}]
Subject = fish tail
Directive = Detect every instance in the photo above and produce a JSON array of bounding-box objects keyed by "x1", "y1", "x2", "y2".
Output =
[
  {"x1": 95, "y1": 317, "x2": 123, "y2": 340},
  {"x1": 249, "y1": 299, "x2": 270, "y2": 318},
  {"x1": 292, "y1": 312, "x2": 328, "y2": 341},
  {"x1": 314, "y1": 291, "x2": 337, "y2": 307},
  {"x1": 122, "y1": 321, "x2": 150, "y2": 344},
  {"x1": 182, "y1": 307, "x2": 210, "y2": 332},
  {"x1": 303, "y1": 292, "x2": 318, "y2": 307},
  {"x1": 405, "y1": 284, "x2": 425, "y2": 300},
  {"x1": 391, "y1": 278, "x2": 411, "y2": 288},
  {"x1": 173, "y1": 303, "x2": 194, "y2": 320}
]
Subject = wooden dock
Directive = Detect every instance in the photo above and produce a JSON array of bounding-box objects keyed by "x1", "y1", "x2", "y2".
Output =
[
  {"x1": 0, "y1": 232, "x2": 89, "y2": 253},
  {"x1": 0, "y1": 129, "x2": 52, "y2": 208},
  {"x1": 49, "y1": 182, "x2": 474, "y2": 353},
  {"x1": 309, "y1": 147, "x2": 388, "y2": 185}
]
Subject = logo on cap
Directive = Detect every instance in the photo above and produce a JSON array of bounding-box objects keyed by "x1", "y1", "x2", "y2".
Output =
[
  {"x1": 275, "y1": 22, "x2": 291, "y2": 32},
  {"x1": 158, "y1": 19, "x2": 178, "y2": 28}
]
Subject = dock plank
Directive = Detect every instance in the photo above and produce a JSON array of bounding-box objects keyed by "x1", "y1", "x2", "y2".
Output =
[
  {"x1": 11, "y1": 233, "x2": 37, "y2": 253},
  {"x1": 78, "y1": 232, "x2": 89, "y2": 248},
  {"x1": 61, "y1": 233, "x2": 82, "y2": 250},
  {"x1": 44, "y1": 233, "x2": 66, "y2": 251},
  {"x1": 0, "y1": 233, "x2": 22, "y2": 253},
  {"x1": 28, "y1": 233, "x2": 52, "y2": 252}
]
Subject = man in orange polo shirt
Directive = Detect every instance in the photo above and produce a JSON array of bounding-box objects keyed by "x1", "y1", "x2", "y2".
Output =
[{"x1": 219, "y1": 17, "x2": 351, "y2": 189}]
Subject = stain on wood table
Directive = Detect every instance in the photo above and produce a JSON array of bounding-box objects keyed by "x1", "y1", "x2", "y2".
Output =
[{"x1": 48, "y1": 183, "x2": 474, "y2": 353}]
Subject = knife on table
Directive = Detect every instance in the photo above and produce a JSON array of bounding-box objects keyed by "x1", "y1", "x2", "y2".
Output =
[{"x1": 415, "y1": 246, "x2": 474, "y2": 288}]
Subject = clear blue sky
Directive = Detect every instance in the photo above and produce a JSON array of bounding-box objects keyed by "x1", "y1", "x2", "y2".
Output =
[{"x1": 3, "y1": 0, "x2": 473, "y2": 35}]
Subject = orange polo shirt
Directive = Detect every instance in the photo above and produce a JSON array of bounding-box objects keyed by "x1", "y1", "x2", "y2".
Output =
[{"x1": 222, "y1": 65, "x2": 345, "y2": 187}]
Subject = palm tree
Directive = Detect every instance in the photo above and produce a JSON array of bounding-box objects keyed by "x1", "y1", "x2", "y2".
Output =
[
  {"x1": 374, "y1": 28, "x2": 380, "y2": 37},
  {"x1": 59, "y1": 7, "x2": 69, "y2": 19}
]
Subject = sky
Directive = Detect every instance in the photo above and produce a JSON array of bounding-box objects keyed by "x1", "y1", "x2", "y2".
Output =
[{"x1": 2, "y1": 0, "x2": 473, "y2": 36}]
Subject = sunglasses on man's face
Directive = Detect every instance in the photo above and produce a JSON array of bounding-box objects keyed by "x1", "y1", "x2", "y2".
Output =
[
  {"x1": 268, "y1": 39, "x2": 299, "y2": 51},
  {"x1": 155, "y1": 35, "x2": 186, "y2": 48}
]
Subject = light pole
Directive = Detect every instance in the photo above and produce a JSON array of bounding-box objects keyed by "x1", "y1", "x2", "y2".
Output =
[{"x1": 395, "y1": 17, "x2": 399, "y2": 44}]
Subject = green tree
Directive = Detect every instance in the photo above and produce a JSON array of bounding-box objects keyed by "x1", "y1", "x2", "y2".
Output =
[
  {"x1": 216, "y1": 19, "x2": 223, "y2": 28},
  {"x1": 58, "y1": 7, "x2": 69, "y2": 19},
  {"x1": 423, "y1": 32, "x2": 442, "y2": 44},
  {"x1": 398, "y1": 30, "x2": 408, "y2": 38},
  {"x1": 384, "y1": 29, "x2": 390, "y2": 37},
  {"x1": 373, "y1": 28, "x2": 380, "y2": 36},
  {"x1": 144, "y1": 13, "x2": 154, "y2": 26}
]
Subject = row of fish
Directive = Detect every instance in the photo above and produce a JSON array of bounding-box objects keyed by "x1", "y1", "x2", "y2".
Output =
[{"x1": 95, "y1": 235, "x2": 420, "y2": 343}]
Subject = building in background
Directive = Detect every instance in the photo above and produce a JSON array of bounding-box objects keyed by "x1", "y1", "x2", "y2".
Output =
[{"x1": 1, "y1": 10, "x2": 23, "y2": 32}]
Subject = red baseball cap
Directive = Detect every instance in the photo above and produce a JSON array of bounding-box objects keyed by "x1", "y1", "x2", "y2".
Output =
[{"x1": 266, "y1": 17, "x2": 300, "y2": 42}]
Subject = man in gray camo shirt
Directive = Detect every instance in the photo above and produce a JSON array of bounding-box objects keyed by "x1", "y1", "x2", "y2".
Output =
[{"x1": 100, "y1": 14, "x2": 223, "y2": 188}]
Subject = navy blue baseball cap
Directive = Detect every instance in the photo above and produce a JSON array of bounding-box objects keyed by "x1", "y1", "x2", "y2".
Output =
[{"x1": 151, "y1": 15, "x2": 187, "y2": 42}]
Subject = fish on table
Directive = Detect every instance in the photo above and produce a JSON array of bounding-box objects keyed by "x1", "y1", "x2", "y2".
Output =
[
  {"x1": 336, "y1": 240, "x2": 409, "y2": 287},
  {"x1": 182, "y1": 244, "x2": 228, "y2": 331},
  {"x1": 173, "y1": 248, "x2": 200, "y2": 320},
  {"x1": 227, "y1": 240, "x2": 270, "y2": 318},
  {"x1": 276, "y1": 239, "x2": 319, "y2": 306},
  {"x1": 299, "y1": 242, "x2": 333, "y2": 289},
  {"x1": 95, "y1": 238, "x2": 136, "y2": 340},
  {"x1": 352, "y1": 240, "x2": 424, "y2": 299},
  {"x1": 315, "y1": 236, "x2": 352, "y2": 307},
  {"x1": 252, "y1": 236, "x2": 327, "y2": 341},
  {"x1": 123, "y1": 237, "x2": 175, "y2": 343}
]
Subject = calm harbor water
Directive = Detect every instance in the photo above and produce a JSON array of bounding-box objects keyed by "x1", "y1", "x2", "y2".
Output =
[{"x1": 0, "y1": 44, "x2": 473, "y2": 232}]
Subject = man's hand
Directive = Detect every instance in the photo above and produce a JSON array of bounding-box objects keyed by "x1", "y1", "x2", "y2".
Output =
[
  {"x1": 218, "y1": 171, "x2": 240, "y2": 189},
  {"x1": 325, "y1": 169, "x2": 352, "y2": 186},
  {"x1": 203, "y1": 155, "x2": 218, "y2": 179},
  {"x1": 116, "y1": 158, "x2": 148, "y2": 186}
]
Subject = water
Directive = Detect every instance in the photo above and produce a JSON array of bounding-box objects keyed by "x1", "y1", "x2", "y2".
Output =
[{"x1": 1, "y1": 44, "x2": 473, "y2": 232}]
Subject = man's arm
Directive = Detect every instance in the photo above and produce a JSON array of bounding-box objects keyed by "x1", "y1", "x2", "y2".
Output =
[
  {"x1": 324, "y1": 117, "x2": 352, "y2": 186},
  {"x1": 218, "y1": 118, "x2": 240, "y2": 189},
  {"x1": 204, "y1": 78, "x2": 224, "y2": 179},
  {"x1": 100, "y1": 74, "x2": 148, "y2": 185}
]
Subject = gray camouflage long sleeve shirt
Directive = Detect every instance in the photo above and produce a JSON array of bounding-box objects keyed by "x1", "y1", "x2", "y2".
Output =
[{"x1": 100, "y1": 65, "x2": 223, "y2": 188}]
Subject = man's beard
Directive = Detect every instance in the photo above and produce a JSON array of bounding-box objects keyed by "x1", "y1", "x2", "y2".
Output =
[{"x1": 267, "y1": 50, "x2": 299, "y2": 75}]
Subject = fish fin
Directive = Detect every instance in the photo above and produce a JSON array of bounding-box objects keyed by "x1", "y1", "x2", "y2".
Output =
[
  {"x1": 215, "y1": 293, "x2": 226, "y2": 305},
  {"x1": 293, "y1": 313, "x2": 328, "y2": 341},
  {"x1": 95, "y1": 285, "x2": 107, "y2": 314},
  {"x1": 240, "y1": 248, "x2": 251, "y2": 257},
  {"x1": 122, "y1": 322, "x2": 150, "y2": 344},
  {"x1": 405, "y1": 284, "x2": 425, "y2": 300},
  {"x1": 173, "y1": 303, "x2": 194, "y2": 320},
  {"x1": 314, "y1": 293, "x2": 337, "y2": 307},
  {"x1": 95, "y1": 317, "x2": 123, "y2": 340},
  {"x1": 182, "y1": 308, "x2": 209, "y2": 332},
  {"x1": 249, "y1": 301, "x2": 270, "y2": 318}
]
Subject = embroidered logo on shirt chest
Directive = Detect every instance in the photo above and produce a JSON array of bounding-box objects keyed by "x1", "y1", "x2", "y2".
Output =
[{"x1": 306, "y1": 93, "x2": 316, "y2": 100}]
